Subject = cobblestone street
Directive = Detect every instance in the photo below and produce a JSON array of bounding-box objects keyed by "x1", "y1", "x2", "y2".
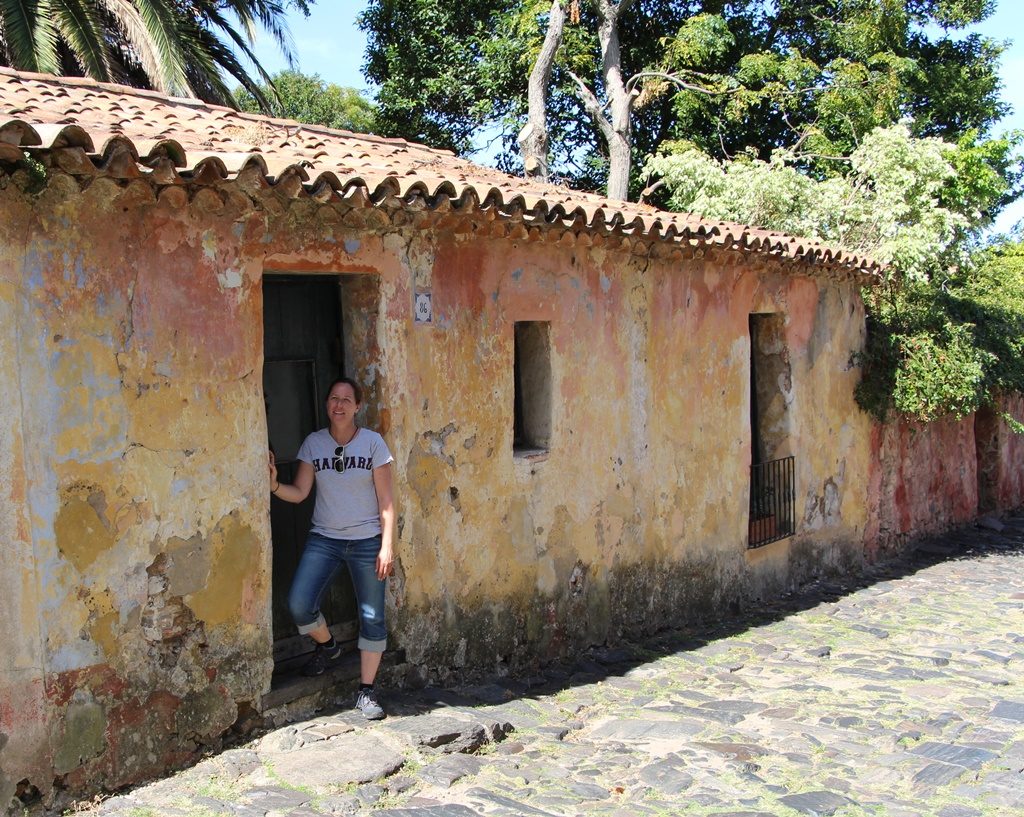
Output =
[{"x1": 70, "y1": 518, "x2": 1024, "y2": 817}]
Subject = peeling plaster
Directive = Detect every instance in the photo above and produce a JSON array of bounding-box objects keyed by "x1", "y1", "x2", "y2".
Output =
[
  {"x1": 3, "y1": 164, "x2": 1018, "y2": 806},
  {"x1": 217, "y1": 268, "x2": 243, "y2": 289}
]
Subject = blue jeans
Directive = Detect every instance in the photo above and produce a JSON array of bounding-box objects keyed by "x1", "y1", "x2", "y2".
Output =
[{"x1": 288, "y1": 532, "x2": 387, "y2": 652}]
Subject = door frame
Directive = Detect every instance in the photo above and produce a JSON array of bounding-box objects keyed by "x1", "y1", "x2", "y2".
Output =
[{"x1": 262, "y1": 273, "x2": 360, "y2": 669}]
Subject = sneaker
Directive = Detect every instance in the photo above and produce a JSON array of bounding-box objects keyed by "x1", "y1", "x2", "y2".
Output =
[
  {"x1": 355, "y1": 687, "x2": 385, "y2": 720},
  {"x1": 301, "y1": 640, "x2": 342, "y2": 677}
]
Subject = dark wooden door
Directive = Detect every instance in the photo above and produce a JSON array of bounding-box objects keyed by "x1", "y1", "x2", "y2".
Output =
[{"x1": 263, "y1": 275, "x2": 357, "y2": 658}]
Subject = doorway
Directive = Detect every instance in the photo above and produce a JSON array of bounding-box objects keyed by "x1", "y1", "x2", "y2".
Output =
[
  {"x1": 748, "y1": 313, "x2": 796, "y2": 547},
  {"x1": 263, "y1": 275, "x2": 358, "y2": 666}
]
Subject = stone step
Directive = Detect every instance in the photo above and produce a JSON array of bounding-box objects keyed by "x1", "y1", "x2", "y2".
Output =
[{"x1": 262, "y1": 647, "x2": 404, "y2": 714}]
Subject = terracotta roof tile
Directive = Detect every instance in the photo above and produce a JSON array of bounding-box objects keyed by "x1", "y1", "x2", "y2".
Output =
[{"x1": 0, "y1": 67, "x2": 881, "y2": 278}]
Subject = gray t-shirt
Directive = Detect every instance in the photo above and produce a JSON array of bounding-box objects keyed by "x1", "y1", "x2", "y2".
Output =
[{"x1": 297, "y1": 427, "x2": 394, "y2": 540}]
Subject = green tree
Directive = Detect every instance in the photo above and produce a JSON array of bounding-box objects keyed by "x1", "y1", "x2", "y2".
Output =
[
  {"x1": 234, "y1": 71, "x2": 377, "y2": 132},
  {"x1": 645, "y1": 124, "x2": 1015, "y2": 280},
  {"x1": 644, "y1": 123, "x2": 1024, "y2": 422},
  {"x1": 0, "y1": 1, "x2": 314, "y2": 110},
  {"x1": 855, "y1": 240, "x2": 1024, "y2": 423},
  {"x1": 360, "y1": 1, "x2": 1009, "y2": 197},
  {"x1": 359, "y1": 0, "x2": 515, "y2": 156}
]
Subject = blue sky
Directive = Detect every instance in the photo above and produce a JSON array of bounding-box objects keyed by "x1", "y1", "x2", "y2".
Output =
[{"x1": 250, "y1": 1, "x2": 1024, "y2": 233}]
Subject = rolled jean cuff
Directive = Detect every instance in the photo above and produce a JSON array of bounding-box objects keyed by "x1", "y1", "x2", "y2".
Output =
[
  {"x1": 296, "y1": 613, "x2": 327, "y2": 636},
  {"x1": 359, "y1": 635, "x2": 387, "y2": 653}
]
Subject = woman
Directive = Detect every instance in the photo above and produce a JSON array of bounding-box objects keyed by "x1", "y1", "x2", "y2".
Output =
[{"x1": 269, "y1": 377, "x2": 395, "y2": 720}]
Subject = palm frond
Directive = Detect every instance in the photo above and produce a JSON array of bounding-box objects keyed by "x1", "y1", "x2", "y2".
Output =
[
  {"x1": 0, "y1": 0, "x2": 49, "y2": 70},
  {"x1": 102, "y1": 0, "x2": 191, "y2": 95},
  {"x1": 0, "y1": 0, "x2": 296, "y2": 110},
  {"x1": 98, "y1": 0, "x2": 172, "y2": 91},
  {"x1": 212, "y1": 0, "x2": 258, "y2": 42},
  {"x1": 189, "y1": 4, "x2": 281, "y2": 109},
  {"x1": 184, "y1": 17, "x2": 275, "y2": 111},
  {"x1": 247, "y1": 0, "x2": 296, "y2": 67},
  {"x1": 194, "y1": 0, "x2": 297, "y2": 69},
  {"x1": 53, "y1": 0, "x2": 112, "y2": 79},
  {"x1": 30, "y1": 0, "x2": 60, "y2": 73}
]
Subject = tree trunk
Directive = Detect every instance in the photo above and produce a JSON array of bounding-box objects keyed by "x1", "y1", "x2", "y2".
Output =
[
  {"x1": 597, "y1": 0, "x2": 635, "y2": 201},
  {"x1": 519, "y1": 0, "x2": 566, "y2": 180}
]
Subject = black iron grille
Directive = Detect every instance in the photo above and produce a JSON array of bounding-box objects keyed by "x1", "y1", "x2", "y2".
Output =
[{"x1": 749, "y1": 456, "x2": 796, "y2": 548}]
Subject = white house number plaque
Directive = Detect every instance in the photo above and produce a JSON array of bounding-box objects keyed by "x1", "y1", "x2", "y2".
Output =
[{"x1": 414, "y1": 291, "x2": 433, "y2": 325}]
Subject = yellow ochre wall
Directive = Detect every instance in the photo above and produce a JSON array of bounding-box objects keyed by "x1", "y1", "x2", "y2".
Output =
[
  {"x1": 0, "y1": 166, "x2": 873, "y2": 803},
  {"x1": 380, "y1": 236, "x2": 873, "y2": 679}
]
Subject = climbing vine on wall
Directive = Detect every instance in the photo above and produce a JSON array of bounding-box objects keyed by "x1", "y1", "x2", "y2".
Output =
[{"x1": 855, "y1": 241, "x2": 1024, "y2": 422}]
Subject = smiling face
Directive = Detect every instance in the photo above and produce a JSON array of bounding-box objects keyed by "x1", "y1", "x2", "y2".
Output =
[{"x1": 326, "y1": 381, "x2": 360, "y2": 428}]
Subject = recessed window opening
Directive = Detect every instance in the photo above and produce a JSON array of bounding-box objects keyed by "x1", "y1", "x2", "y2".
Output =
[{"x1": 513, "y1": 321, "x2": 552, "y2": 454}]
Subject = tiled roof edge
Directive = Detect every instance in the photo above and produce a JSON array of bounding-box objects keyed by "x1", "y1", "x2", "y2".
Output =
[
  {"x1": 0, "y1": 68, "x2": 884, "y2": 281},
  {"x1": 3, "y1": 132, "x2": 885, "y2": 280},
  {"x1": 0, "y1": 66, "x2": 445, "y2": 158}
]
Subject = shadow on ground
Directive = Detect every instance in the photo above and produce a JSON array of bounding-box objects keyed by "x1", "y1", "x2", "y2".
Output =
[
  {"x1": 310, "y1": 513, "x2": 1024, "y2": 721},
  {"x1": 31, "y1": 513, "x2": 1024, "y2": 816}
]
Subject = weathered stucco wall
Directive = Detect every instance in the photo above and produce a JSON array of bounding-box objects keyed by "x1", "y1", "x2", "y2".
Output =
[
  {"x1": 863, "y1": 396, "x2": 1024, "y2": 561},
  {"x1": 864, "y1": 415, "x2": 979, "y2": 560},
  {"x1": 0, "y1": 159, "x2": 883, "y2": 806},
  {"x1": 976, "y1": 395, "x2": 1024, "y2": 514},
  {"x1": 0, "y1": 172, "x2": 50, "y2": 812},
  {"x1": 0, "y1": 171, "x2": 277, "y2": 805},
  {"x1": 311, "y1": 232, "x2": 875, "y2": 683}
]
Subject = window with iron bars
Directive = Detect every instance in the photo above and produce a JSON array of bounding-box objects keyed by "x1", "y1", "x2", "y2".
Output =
[
  {"x1": 749, "y1": 456, "x2": 796, "y2": 548},
  {"x1": 749, "y1": 314, "x2": 796, "y2": 548}
]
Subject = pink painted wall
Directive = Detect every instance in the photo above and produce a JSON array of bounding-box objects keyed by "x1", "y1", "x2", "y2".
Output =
[
  {"x1": 865, "y1": 414, "x2": 979, "y2": 560},
  {"x1": 976, "y1": 395, "x2": 1024, "y2": 513},
  {"x1": 865, "y1": 394, "x2": 1024, "y2": 561}
]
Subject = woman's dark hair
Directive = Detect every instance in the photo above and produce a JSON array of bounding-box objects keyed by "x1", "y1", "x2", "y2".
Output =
[{"x1": 324, "y1": 377, "x2": 363, "y2": 404}]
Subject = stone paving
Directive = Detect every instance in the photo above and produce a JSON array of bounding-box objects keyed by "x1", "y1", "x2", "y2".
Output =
[{"x1": 72, "y1": 517, "x2": 1024, "y2": 817}]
